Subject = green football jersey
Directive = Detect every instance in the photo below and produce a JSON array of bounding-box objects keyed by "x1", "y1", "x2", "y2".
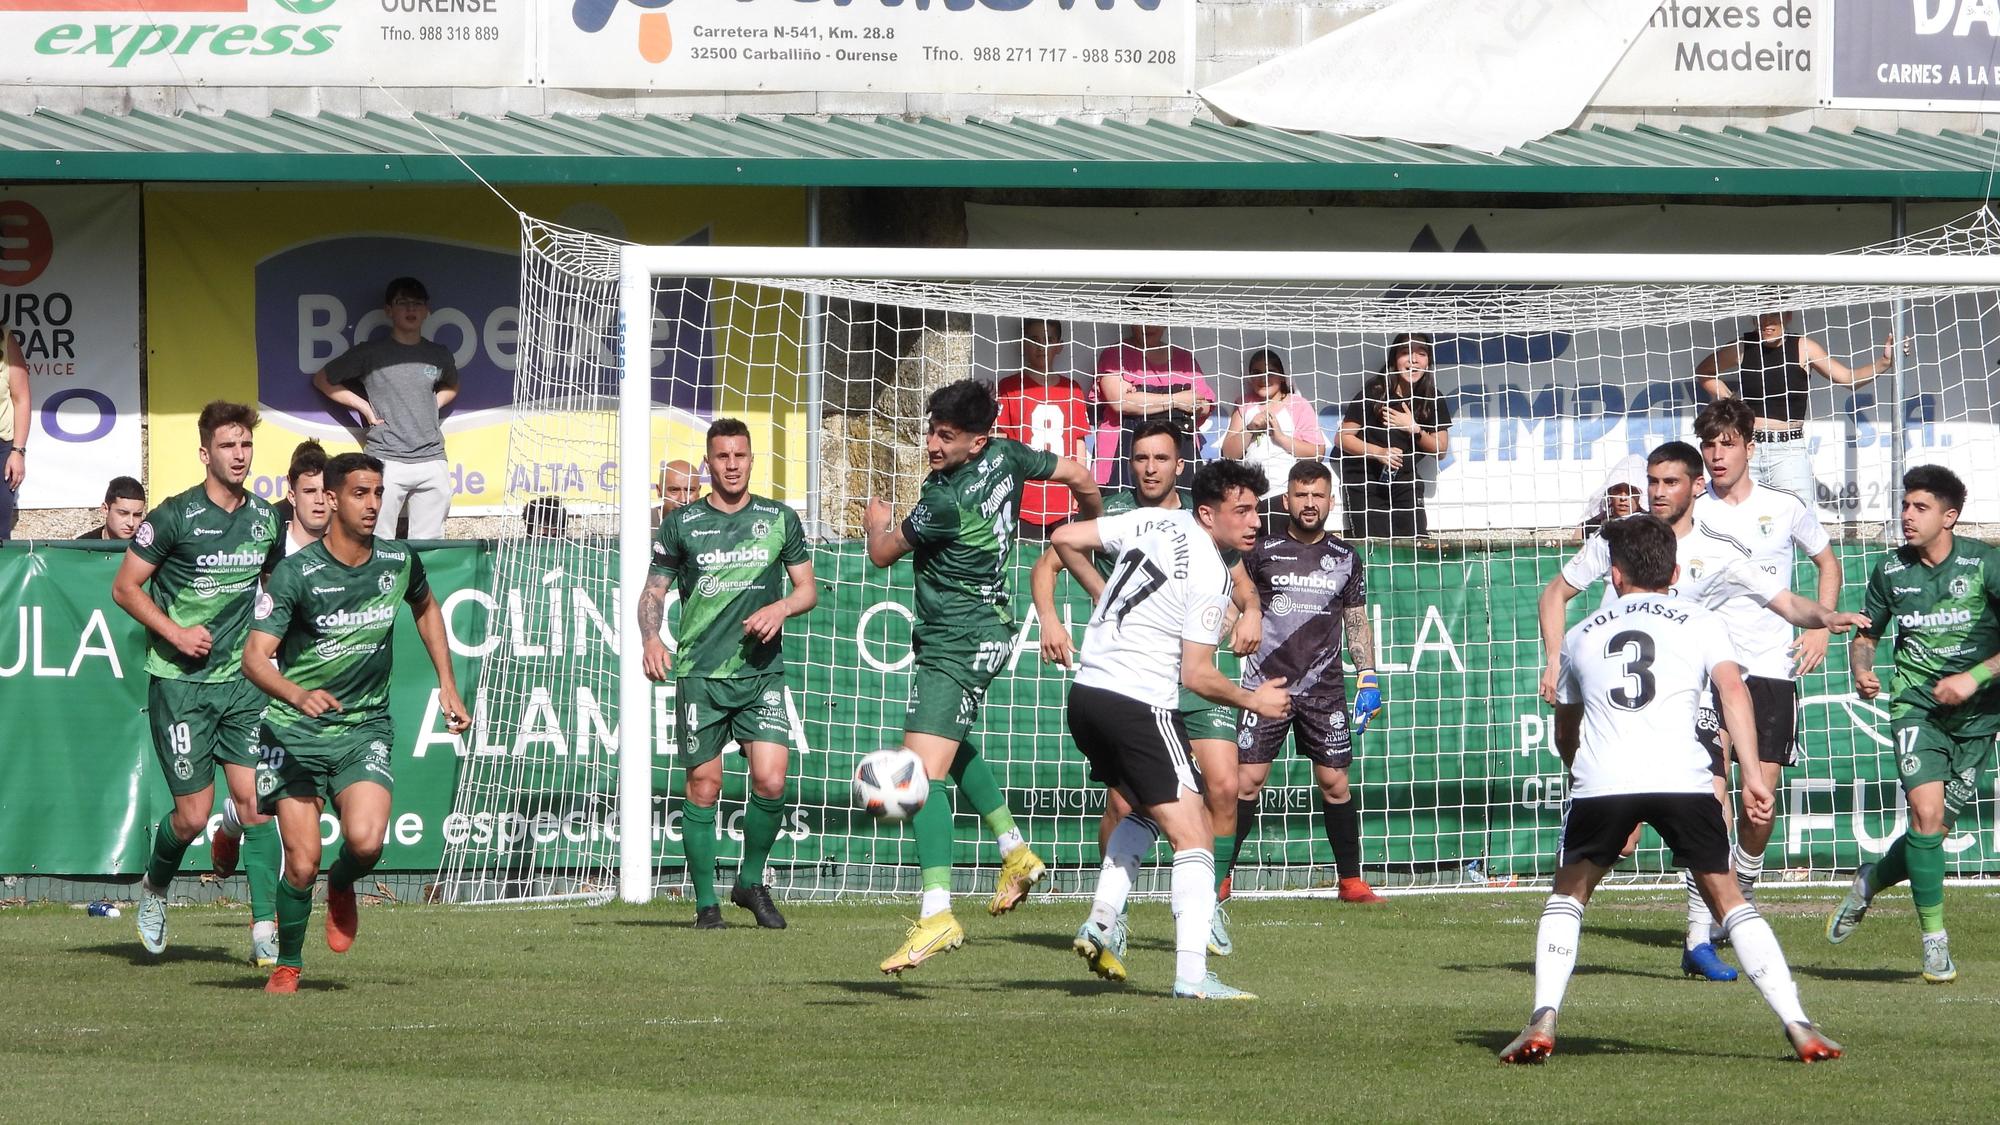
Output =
[
  {"x1": 129, "y1": 483, "x2": 281, "y2": 682},
  {"x1": 252, "y1": 538, "x2": 429, "y2": 736},
  {"x1": 1861, "y1": 536, "x2": 2000, "y2": 735},
  {"x1": 650, "y1": 494, "x2": 807, "y2": 679},
  {"x1": 901, "y1": 436, "x2": 1057, "y2": 629}
]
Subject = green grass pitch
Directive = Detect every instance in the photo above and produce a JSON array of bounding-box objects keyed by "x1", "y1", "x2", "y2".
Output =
[{"x1": 2, "y1": 890, "x2": 1996, "y2": 1122}]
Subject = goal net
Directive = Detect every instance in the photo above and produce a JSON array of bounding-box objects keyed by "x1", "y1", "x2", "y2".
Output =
[{"x1": 434, "y1": 212, "x2": 2000, "y2": 906}]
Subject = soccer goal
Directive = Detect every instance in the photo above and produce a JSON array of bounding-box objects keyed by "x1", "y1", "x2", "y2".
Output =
[{"x1": 433, "y1": 213, "x2": 2000, "y2": 907}]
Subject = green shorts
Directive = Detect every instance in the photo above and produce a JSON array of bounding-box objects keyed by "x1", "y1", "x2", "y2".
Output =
[
  {"x1": 903, "y1": 623, "x2": 1013, "y2": 744},
  {"x1": 1179, "y1": 650, "x2": 1241, "y2": 744},
  {"x1": 1894, "y1": 715, "x2": 1996, "y2": 817},
  {"x1": 677, "y1": 674, "x2": 792, "y2": 767},
  {"x1": 254, "y1": 718, "x2": 395, "y2": 815},
  {"x1": 147, "y1": 676, "x2": 266, "y2": 797}
]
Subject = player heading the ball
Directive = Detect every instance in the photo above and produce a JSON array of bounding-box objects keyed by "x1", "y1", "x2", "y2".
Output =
[
  {"x1": 640, "y1": 418, "x2": 817, "y2": 931},
  {"x1": 863, "y1": 379, "x2": 1101, "y2": 975},
  {"x1": 1502, "y1": 514, "x2": 1840, "y2": 1064}
]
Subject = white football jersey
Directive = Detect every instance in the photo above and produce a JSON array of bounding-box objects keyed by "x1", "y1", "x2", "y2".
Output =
[
  {"x1": 1076, "y1": 508, "x2": 1233, "y2": 710},
  {"x1": 1560, "y1": 521, "x2": 1787, "y2": 616},
  {"x1": 1691, "y1": 483, "x2": 1829, "y2": 679},
  {"x1": 1556, "y1": 594, "x2": 1737, "y2": 797}
]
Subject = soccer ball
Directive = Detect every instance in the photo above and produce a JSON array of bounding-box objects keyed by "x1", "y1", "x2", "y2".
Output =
[{"x1": 853, "y1": 748, "x2": 930, "y2": 822}]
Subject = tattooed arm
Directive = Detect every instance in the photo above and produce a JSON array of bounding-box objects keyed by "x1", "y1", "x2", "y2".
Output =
[{"x1": 639, "y1": 573, "x2": 673, "y2": 682}]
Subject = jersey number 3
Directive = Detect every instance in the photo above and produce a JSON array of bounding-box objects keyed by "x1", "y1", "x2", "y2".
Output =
[
  {"x1": 1098, "y1": 548, "x2": 1168, "y2": 626},
  {"x1": 1604, "y1": 629, "x2": 1657, "y2": 711}
]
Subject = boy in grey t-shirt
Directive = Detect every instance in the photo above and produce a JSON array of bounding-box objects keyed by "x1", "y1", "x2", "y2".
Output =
[{"x1": 310, "y1": 276, "x2": 459, "y2": 538}]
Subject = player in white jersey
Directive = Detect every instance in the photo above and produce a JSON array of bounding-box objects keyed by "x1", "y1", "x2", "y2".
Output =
[
  {"x1": 1692, "y1": 399, "x2": 1842, "y2": 903},
  {"x1": 1501, "y1": 514, "x2": 1842, "y2": 1064},
  {"x1": 1047, "y1": 460, "x2": 1290, "y2": 1000},
  {"x1": 1537, "y1": 440, "x2": 1867, "y2": 979}
]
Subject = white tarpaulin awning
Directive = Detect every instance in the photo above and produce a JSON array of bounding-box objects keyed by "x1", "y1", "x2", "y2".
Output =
[{"x1": 1199, "y1": 0, "x2": 1656, "y2": 155}]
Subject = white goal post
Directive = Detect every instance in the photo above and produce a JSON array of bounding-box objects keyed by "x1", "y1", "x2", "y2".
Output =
[{"x1": 436, "y1": 215, "x2": 2000, "y2": 908}]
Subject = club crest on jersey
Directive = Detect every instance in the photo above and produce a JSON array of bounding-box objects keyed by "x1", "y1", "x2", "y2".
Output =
[
  {"x1": 1758, "y1": 515, "x2": 1774, "y2": 537},
  {"x1": 174, "y1": 758, "x2": 194, "y2": 781},
  {"x1": 752, "y1": 519, "x2": 772, "y2": 540},
  {"x1": 251, "y1": 517, "x2": 274, "y2": 542},
  {"x1": 1318, "y1": 554, "x2": 1338, "y2": 573},
  {"x1": 762, "y1": 690, "x2": 782, "y2": 707},
  {"x1": 1951, "y1": 576, "x2": 1973, "y2": 598},
  {"x1": 377, "y1": 572, "x2": 397, "y2": 596},
  {"x1": 1901, "y1": 753, "x2": 1922, "y2": 777},
  {"x1": 1687, "y1": 559, "x2": 1707, "y2": 580},
  {"x1": 256, "y1": 769, "x2": 278, "y2": 796}
]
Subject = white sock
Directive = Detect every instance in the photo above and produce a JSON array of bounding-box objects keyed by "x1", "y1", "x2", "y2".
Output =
[
  {"x1": 1721, "y1": 905, "x2": 1807, "y2": 1026},
  {"x1": 1733, "y1": 843, "x2": 1765, "y2": 901},
  {"x1": 1170, "y1": 848, "x2": 1216, "y2": 985},
  {"x1": 252, "y1": 920, "x2": 277, "y2": 942},
  {"x1": 218, "y1": 797, "x2": 243, "y2": 839},
  {"x1": 995, "y1": 827, "x2": 1025, "y2": 857},
  {"x1": 1683, "y1": 869, "x2": 1715, "y2": 950},
  {"x1": 1533, "y1": 894, "x2": 1585, "y2": 1015},
  {"x1": 1089, "y1": 816, "x2": 1157, "y2": 928},
  {"x1": 920, "y1": 887, "x2": 950, "y2": 918}
]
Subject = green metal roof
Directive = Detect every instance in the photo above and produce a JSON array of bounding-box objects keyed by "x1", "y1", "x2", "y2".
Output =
[{"x1": 0, "y1": 109, "x2": 1995, "y2": 198}]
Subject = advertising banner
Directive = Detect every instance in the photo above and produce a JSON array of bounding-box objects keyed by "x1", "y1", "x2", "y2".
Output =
[
  {"x1": 143, "y1": 185, "x2": 806, "y2": 518},
  {"x1": 6, "y1": 540, "x2": 1989, "y2": 880},
  {"x1": 1593, "y1": 0, "x2": 1823, "y2": 107},
  {"x1": 1829, "y1": 0, "x2": 2000, "y2": 108},
  {"x1": 0, "y1": 185, "x2": 142, "y2": 511},
  {"x1": 540, "y1": 0, "x2": 1192, "y2": 96},
  {"x1": 2, "y1": 0, "x2": 529, "y2": 88}
]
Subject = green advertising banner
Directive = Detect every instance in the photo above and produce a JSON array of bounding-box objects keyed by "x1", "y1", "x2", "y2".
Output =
[{"x1": 4, "y1": 540, "x2": 1995, "y2": 882}]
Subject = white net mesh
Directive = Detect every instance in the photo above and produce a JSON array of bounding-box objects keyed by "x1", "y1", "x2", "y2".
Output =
[{"x1": 434, "y1": 211, "x2": 2000, "y2": 906}]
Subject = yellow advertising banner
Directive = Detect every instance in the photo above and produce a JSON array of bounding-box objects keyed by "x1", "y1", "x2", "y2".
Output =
[{"x1": 144, "y1": 185, "x2": 807, "y2": 518}]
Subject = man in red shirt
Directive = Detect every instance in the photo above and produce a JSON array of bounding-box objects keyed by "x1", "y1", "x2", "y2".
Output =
[{"x1": 995, "y1": 318, "x2": 1092, "y2": 539}]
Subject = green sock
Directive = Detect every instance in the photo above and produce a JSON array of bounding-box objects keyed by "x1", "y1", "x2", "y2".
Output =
[
  {"x1": 326, "y1": 843, "x2": 377, "y2": 892},
  {"x1": 911, "y1": 778, "x2": 955, "y2": 874},
  {"x1": 1906, "y1": 830, "x2": 1947, "y2": 934},
  {"x1": 950, "y1": 743, "x2": 1008, "y2": 819},
  {"x1": 1213, "y1": 835, "x2": 1237, "y2": 893},
  {"x1": 681, "y1": 801, "x2": 719, "y2": 909},
  {"x1": 1869, "y1": 835, "x2": 1911, "y2": 897},
  {"x1": 739, "y1": 793, "x2": 786, "y2": 887},
  {"x1": 145, "y1": 813, "x2": 193, "y2": 891},
  {"x1": 276, "y1": 876, "x2": 313, "y2": 969},
  {"x1": 242, "y1": 820, "x2": 281, "y2": 924}
]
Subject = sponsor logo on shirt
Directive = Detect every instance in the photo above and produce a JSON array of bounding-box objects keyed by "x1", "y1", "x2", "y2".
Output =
[
  {"x1": 310, "y1": 585, "x2": 348, "y2": 596},
  {"x1": 689, "y1": 528, "x2": 723, "y2": 539},
  {"x1": 301, "y1": 562, "x2": 327, "y2": 576},
  {"x1": 195, "y1": 548, "x2": 268, "y2": 568},
  {"x1": 254, "y1": 590, "x2": 275, "y2": 620},
  {"x1": 377, "y1": 548, "x2": 407, "y2": 561},
  {"x1": 697, "y1": 546, "x2": 771, "y2": 567},
  {"x1": 191, "y1": 526, "x2": 225, "y2": 537},
  {"x1": 314, "y1": 605, "x2": 397, "y2": 630},
  {"x1": 134, "y1": 521, "x2": 155, "y2": 548},
  {"x1": 1892, "y1": 585, "x2": 1924, "y2": 595},
  {"x1": 184, "y1": 503, "x2": 206, "y2": 518},
  {"x1": 1899, "y1": 608, "x2": 1974, "y2": 630},
  {"x1": 1270, "y1": 569, "x2": 1348, "y2": 593}
]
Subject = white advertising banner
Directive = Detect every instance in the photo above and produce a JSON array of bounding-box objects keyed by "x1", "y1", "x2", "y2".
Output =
[
  {"x1": 1592, "y1": 1, "x2": 1824, "y2": 107},
  {"x1": 5, "y1": 0, "x2": 529, "y2": 87},
  {"x1": 1, "y1": 185, "x2": 141, "y2": 510},
  {"x1": 965, "y1": 202, "x2": 1996, "y2": 529},
  {"x1": 1200, "y1": 0, "x2": 1653, "y2": 154},
  {"x1": 540, "y1": 0, "x2": 1191, "y2": 95}
]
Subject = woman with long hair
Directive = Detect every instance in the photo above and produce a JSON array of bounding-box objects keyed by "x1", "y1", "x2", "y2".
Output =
[
  {"x1": 1336, "y1": 333, "x2": 1453, "y2": 539},
  {"x1": 1220, "y1": 346, "x2": 1327, "y2": 533}
]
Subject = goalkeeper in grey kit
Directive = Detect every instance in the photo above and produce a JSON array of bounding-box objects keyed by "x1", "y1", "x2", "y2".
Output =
[{"x1": 1228, "y1": 460, "x2": 1388, "y2": 903}]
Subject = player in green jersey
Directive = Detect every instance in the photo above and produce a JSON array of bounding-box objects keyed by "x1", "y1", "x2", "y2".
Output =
[
  {"x1": 110, "y1": 401, "x2": 284, "y2": 963},
  {"x1": 863, "y1": 378, "x2": 1101, "y2": 973},
  {"x1": 639, "y1": 419, "x2": 817, "y2": 930},
  {"x1": 1833, "y1": 466, "x2": 2000, "y2": 982},
  {"x1": 1030, "y1": 420, "x2": 1260, "y2": 972},
  {"x1": 244, "y1": 452, "x2": 469, "y2": 993}
]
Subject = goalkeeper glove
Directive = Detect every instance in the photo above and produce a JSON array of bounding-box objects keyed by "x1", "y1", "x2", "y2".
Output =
[{"x1": 1353, "y1": 670, "x2": 1384, "y2": 734}]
